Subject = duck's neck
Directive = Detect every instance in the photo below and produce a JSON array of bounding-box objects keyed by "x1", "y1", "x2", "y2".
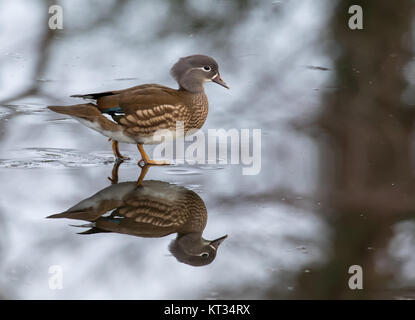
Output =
[
  {"x1": 188, "y1": 90, "x2": 209, "y2": 130},
  {"x1": 178, "y1": 84, "x2": 204, "y2": 93},
  {"x1": 177, "y1": 74, "x2": 206, "y2": 93}
]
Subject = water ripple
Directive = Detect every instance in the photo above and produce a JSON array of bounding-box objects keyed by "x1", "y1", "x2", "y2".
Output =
[
  {"x1": 165, "y1": 167, "x2": 202, "y2": 175},
  {"x1": 0, "y1": 148, "x2": 122, "y2": 169}
]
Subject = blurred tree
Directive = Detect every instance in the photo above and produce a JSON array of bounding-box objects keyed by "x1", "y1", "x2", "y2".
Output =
[{"x1": 293, "y1": 0, "x2": 415, "y2": 299}]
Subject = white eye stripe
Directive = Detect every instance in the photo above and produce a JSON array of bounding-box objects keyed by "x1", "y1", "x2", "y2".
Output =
[
  {"x1": 209, "y1": 244, "x2": 217, "y2": 251},
  {"x1": 193, "y1": 66, "x2": 212, "y2": 72}
]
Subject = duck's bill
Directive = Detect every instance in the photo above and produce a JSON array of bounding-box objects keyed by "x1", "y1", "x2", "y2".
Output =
[
  {"x1": 212, "y1": 74, "x2": 230, "y2": 89},
  {"x1": 210, "y1": 234, "x2": 228, "y2": 249}
]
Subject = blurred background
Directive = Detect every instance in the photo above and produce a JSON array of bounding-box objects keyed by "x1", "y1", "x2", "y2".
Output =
[{"x1": 1, "y1": 0, "x2": 415, "y2": 299}]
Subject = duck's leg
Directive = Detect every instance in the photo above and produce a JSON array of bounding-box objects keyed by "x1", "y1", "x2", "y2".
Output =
[
  {"x1": 137, "y1": 144, "x2": 169, "y2": 166},
  {"x1": 136, "y1": 165, "x2": 150, "y2": 186},
  {"x1": 108, "y1": 159, "x2": 123, "y2": 184},
  {"x1": 111, "y1": 140, "x2": 130, "y2": 161}
]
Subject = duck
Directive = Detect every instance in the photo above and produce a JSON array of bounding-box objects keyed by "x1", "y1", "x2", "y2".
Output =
[
  {"x1": 48, "y1": 54, "x2": 229, "y2": 165},
  {"x1": 47, "y1": 165, "x2": 228, "y2": 267}
]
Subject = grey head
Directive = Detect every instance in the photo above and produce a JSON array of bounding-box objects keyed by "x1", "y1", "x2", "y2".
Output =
[
  {"x1": 168, "y1": 233, "x2": 228, "y2": 267},
  {"x1": 170, "y1": 54, "x2": 229, "y2": 93}
]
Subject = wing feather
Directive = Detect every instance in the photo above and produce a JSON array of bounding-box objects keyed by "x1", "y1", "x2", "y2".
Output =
[{"x1": 71, "y1": 84, "x2": 193, "y2": 135}]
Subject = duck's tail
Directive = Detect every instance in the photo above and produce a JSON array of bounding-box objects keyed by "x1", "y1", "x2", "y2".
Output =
[
  {"x1": 47, "y1": 103, "x2": 121, "y2": 132},
  {"x1": 48, "y1": 103, "x2": 101, "y2": 120},
  {"x1": 47, "y1": 210, "x2": 99, "y2": 221}
]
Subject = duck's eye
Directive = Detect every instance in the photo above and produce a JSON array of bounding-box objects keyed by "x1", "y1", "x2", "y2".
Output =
[
  {"x1": 203, "y1": 66, "x2": 211, "y2": 71},
  {"x1": 200, "y1": 252, "x2": 209, "y2": 258}
]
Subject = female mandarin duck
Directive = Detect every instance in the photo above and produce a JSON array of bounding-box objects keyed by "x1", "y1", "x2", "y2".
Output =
[
  {"x1": 47, "y1": 170, "x2": 228, "y2": 266},
  {"x1": 48, "y1": 54, "x2": 229, "y2": 165}
]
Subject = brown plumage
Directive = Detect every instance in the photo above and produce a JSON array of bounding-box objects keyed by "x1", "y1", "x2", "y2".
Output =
[
  {"x1": 47, "y1": 179, "x2": 227, "y2": 266},
  {"x1": 48, "y1": 55, "x2": 229, "y2": 164}
]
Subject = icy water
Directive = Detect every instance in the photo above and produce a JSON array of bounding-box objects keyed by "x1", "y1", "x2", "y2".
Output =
[
  {"x1": 0, "y1": 102, "x2": 325, "y2": 299},
  {"x1": 1, "y1": 0, "x2": 415, "y2": 299},
  {"x1": 0, "y1": 105, "x2": 327, "y2": 299}
]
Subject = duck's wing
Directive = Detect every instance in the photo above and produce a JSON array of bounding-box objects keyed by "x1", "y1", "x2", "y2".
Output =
[
  {"x1": 72, "y1": 85, "x2": 191, "y2": 135},
  {"x1": 70, "y1": 84, "x2": 174, "y2": 113},
  {"x1": 92, "y1": 183, "x2": 195, "y2": 237},
  {"x1": 115, "y1": 87, "x2": 192, "y2": 136},
  {"x1": 93, "y1": 194, "x2": 185, "y2": 237}
]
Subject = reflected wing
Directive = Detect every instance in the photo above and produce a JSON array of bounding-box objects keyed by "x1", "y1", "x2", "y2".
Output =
[{"x1": 94, "y1": 197, "x2": 188, "y2": 237}]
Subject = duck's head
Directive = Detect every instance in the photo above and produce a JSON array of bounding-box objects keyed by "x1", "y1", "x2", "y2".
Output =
[
  {"x1": 169, "y1": 233, "x2": 228, "y2": 266},
  {"x1": 170, "y1": 54, "x2": 229, "y2": 93}
]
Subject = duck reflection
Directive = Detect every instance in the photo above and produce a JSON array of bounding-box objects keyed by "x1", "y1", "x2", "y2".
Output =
[{"x1": 47, "y1": 164, "x2": 227, "y2": 266}]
